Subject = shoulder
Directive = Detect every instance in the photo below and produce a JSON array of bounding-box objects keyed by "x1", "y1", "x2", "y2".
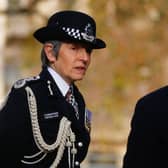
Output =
[
  {"x1": 9, "y1": 75, "x2": 42, "y2": 98},
  {"x1": 137, "y1": 85, "x2": 168, "y2": 107},
  {"x1": 13, "y1": 75, "x2": 41, "y2": 90},
  {"x1": 0, "y1": 76, "x2": 41, "y2": 110},
  {"x1": 130, "y1": 86, "x2": 168, "y2": 126}
]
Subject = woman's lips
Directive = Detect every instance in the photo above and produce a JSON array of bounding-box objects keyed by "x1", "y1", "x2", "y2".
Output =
[{"x1": 74, "y1": 66, "x2": 86, "y2": 73}]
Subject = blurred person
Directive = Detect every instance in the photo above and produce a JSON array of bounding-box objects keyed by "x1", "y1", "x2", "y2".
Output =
[
  {"x1": 123, "y1": 86, "x2": 168, "y2": 168},
  {"x1": 0, "y1": 10, "x2": 106, "y2": 168}
]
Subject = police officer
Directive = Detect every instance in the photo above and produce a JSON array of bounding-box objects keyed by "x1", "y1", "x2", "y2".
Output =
[{"x1": 0, "y1": 10, "x2": 106, "y2": 167}]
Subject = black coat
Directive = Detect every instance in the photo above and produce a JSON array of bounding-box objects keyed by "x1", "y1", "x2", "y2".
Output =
[
  {"x1": 123, "y1": 86, "x2": 168, "y2": 168},
  {"x1": 0, "y1": 68, "x2": 90, "y2": 168}
]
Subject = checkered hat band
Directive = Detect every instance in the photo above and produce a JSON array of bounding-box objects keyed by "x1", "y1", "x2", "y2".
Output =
[{"x1": 62, "y1": 27, "x2": 81, "y2": 40}]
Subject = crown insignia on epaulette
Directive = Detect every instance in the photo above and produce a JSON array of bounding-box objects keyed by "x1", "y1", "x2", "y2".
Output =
[{"x1": 14, "y1": 76, "x2": 40, "y2": 89}]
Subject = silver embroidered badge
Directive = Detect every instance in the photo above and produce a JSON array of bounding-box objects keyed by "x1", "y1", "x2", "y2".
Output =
[{"x1": 81, "y1": 23, "x2": 95, "y2": 42}]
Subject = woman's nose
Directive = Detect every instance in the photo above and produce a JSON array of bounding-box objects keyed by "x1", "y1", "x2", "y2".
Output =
[{"x1": 78, "y1": 48, "x2": 90, "y2": 61}]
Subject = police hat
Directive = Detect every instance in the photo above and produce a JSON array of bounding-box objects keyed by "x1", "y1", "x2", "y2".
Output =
[{"x1": 33, "y1": 10, "x2": 106, "y2": 49}]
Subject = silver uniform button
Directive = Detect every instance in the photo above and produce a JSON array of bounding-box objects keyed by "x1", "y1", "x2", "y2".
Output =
[
  {"x1": 75, "y1": 161, "x2": 80, "y2": 166},
  {"x1": 78, "y1": 142, "x2": 83, "y2": 147}
]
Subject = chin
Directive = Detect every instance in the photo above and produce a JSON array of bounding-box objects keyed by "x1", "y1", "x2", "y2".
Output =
[{"x1": 73, "y1": 76, "x2": 84, "y2": 81}]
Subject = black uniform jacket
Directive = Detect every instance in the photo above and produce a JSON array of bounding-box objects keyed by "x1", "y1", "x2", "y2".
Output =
[
  {"x1": 123, "y1": 86, "x2": 168, "y2": 168},
  {"x1": 0, "y1": 68, "x2": 90, "y2": 168}
]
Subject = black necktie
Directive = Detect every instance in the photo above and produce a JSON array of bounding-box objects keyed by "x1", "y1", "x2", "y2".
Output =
[{"x1": 66, "y1": 85, "x2": 79, "y2": 119}]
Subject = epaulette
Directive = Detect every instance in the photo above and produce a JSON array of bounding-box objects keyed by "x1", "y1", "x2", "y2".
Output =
[{"x1": 13, "y1": 76, "x2": 40, "y2": 89}]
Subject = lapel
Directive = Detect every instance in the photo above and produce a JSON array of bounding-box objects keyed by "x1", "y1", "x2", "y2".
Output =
[{"x1": 39, "y1": 67, "x2": 86, "y2": 123}]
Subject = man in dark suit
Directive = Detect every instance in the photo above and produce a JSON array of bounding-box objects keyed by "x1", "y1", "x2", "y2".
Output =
[
  {"x1": 0, "y1": 10, "x2": 106, "y2": 167},
  {"x1": 123, "y1": 86, "x2": 168, "y2": 168}
]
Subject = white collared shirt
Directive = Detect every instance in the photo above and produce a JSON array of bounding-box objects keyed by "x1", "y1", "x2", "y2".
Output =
[{"x1": 47, "y1": 67, "x2": 69, "y2": 96}]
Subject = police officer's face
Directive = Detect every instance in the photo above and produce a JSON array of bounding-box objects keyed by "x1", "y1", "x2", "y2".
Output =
[{"x1": 46, "y1": 42, "x2": 92, "y2": 84}]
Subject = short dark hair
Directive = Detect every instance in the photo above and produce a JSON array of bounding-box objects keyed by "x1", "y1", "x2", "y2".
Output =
[{"x1": 41, "y1": 40, "x2": 62, "y2": 68}]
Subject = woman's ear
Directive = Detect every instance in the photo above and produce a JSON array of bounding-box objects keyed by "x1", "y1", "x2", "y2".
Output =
[{"x1": 44, "y1": 43, "x2": 56, "y2": 63}]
